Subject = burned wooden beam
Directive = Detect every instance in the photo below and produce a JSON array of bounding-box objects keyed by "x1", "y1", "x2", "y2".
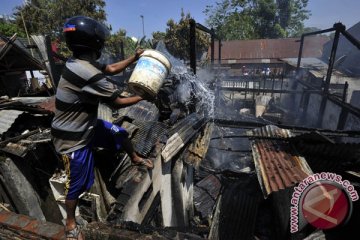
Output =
[{"x1": 162, "y1": 113, "x2": 206, "y2": 162}]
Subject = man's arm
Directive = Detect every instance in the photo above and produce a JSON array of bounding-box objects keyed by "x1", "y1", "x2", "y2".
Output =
[
  {"x1": 113, "y1": 95, "x2": 143, "y2": 108},
  {"x1": 104, "y1": 48, "x2": 144, "y2": 75}
]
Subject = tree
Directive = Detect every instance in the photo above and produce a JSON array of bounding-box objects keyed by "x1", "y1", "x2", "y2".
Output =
[
  {"x1": 11, "y1": 0, "x2": 118, "y2": 57},
  {"x1": 155, "y1": 10, "x2": 209, "y2": 61},
  {"x1": 13, "y1": 0, "x2": 107, "y2": 40},
  {"x1": 0, "y1": 18, "x2": 26, "y2": 38},
  {"x1": 204, "y1": 0, "x2": 310, "y2": 40},
  {"x1": 103, "y1": 29, "x2": 152, "y2": 62},
  {"x1": 151, "y1": 31, "x2": 166, "y2": 48}
]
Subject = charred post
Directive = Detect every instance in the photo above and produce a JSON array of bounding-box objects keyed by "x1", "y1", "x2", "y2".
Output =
[
  {"x1": 189, "y1": 19, "x2": 196, "y2": 74},
  {"x1": 337, "y1": 81, "x2": 349, "y2": 130},
  {"x1": 317, "y1": 23, "x2": 344, "y2": 127},
  {"x1": 211, "y1": 28, "x2": 215, "y2": 64}
]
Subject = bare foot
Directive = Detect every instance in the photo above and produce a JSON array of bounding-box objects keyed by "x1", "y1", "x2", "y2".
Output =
[
  {"x1": 65, "y1": 225, "x2": 84, "y2": 240},
  {"x1": 131, "y1": 157, "x2": 154, "y2": 169}
]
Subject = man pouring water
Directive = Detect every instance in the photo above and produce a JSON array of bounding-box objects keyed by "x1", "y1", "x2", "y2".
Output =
[{"x1": 51, "y1": 16, "x2": 154, "y2": 240}]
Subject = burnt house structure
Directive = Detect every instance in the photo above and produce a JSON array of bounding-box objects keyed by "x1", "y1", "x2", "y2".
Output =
[
  {"x1": 0, "y1": 34, "x2": 45, "y2": 97},
  {"x1": 209, "y1": 36, "x2": 329, "y2": 76},
  {"x1": 0, "y1": 20, "x2": 360, "y2": 240}
]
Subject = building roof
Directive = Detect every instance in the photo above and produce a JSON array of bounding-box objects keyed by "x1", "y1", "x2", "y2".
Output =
[
  {"x1": 322, "y1": 21, "x2": 360, "y2": 76},
  {"x1": 210, "y1": 36, "x2": 330, "y2": 62},
  {"x1": 0, "y1": 35, "x2": 44, "y2": 73},
  {"x1": 248, "y1": 125, "x2": 313, "y2": 197},
  {"x1": 280, "y1": 57, "x2": 328, "y2": 70}
]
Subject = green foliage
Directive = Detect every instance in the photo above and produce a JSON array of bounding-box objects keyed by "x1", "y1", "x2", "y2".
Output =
[
  {"x1": 10, "y1": 0, "x2": 151, "y2": 61},
  {"x1": 204, "y1": 0, "x2": 310, "y2": 40},
  {"x1": 152, "y1": 31, "x2": 166, "y2": 47},
  {"x1": 0, "y1": 19, "x2": 26, "y2": 38},
  {"x1": 155, "y1": 11, "x2": 209, "y2": 60},
  {"x1": 11, "y1": 0, "x2": 107, "y2": 57},
  {"x1": 103, "y1": 29, "x2": 153, "y2": 61},
  {"x1": 13, "y1": 0, "x2": 107, "y2": 40}
]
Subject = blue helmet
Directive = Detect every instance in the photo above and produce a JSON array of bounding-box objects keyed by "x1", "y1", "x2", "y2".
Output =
[{"x1": 63, "y1": 16, "x2": 110, "y2": 58}]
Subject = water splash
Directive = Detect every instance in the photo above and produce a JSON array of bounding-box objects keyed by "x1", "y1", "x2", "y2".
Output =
[{"x1": 155, "y1": 42, "x2": 215, "y2": 118}]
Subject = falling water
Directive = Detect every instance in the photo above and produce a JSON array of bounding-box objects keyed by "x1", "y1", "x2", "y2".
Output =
[{"x1": 155, "y1": 42, "x2": 215, "y2": 118}]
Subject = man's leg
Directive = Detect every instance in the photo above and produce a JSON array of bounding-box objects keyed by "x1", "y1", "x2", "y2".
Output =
[
  {"x1": 63, "y1": 148, "x2": 94, "y2": 239},
  {"x1": 121, "y1": 137, "x2": 153, "y2": 168},
  {"x1": 65, "y1": 199, "x2": 78, "y2": 230},
  {"x1": 93, "y1": 120, "x2": 153, "y2": 169}
]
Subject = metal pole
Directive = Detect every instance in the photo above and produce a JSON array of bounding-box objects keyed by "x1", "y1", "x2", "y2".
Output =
[
  {"x1": 140, "y1": 15, "x2": 145, "y2": 38},
  {"x1": 340, "y1": 29, "x2": 360, "y2": 50}
]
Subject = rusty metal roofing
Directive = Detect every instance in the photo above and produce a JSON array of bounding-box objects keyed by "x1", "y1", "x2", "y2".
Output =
[
  {"x1": 248, "y1": 125, "x2": 313, "y2": 197},
  {"x1": 36, "y1": 97, "x2": 55, "y2": 113},
  {"x1": 0, "y1": 110, "x2": 25, "y2": 135},
  {"x1": 210, "y1": 36, "x2": 329, "y2": 60}
]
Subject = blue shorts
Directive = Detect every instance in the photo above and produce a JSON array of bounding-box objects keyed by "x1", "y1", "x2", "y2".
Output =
[{"x1": 64, "y1": 119, "x2": 128, "y2": 200}]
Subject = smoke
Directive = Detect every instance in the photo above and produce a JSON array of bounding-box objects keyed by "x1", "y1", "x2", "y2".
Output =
[{"x1": 155, "y1": 41, "x2": 215, "y2": 118}]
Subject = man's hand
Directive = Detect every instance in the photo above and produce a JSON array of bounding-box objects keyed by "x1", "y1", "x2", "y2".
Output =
[
  {"x1": 113, "y1": 95, "x2": 143, "y2": 107},
  {"x1": 105, "y1": 48, "x2": 145, "y2": 74},
  {"x1": 135, "y1": 48, "x2": 145, "y2": 60}
]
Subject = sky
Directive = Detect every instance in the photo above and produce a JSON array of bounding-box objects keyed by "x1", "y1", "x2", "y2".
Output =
[{"x1": 1, "y1": 0, "x2": 360, "y2": 39}]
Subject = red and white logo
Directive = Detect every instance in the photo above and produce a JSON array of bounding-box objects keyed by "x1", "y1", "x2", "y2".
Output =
[{"x1": 301, "y1": 182, "x2": 351, "y2": 229}]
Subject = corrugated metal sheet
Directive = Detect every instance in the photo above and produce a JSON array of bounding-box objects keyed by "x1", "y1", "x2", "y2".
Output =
[
  {"x1": 116, "y1": 101, "x2": 159, "y2": 122},
  {"x1": 98, "y1": 103, "x2": 114, "y2": 122},
  {"x1": 248, "y1": 125, "x2": 313, "y2": 197},
  {"x1": 291, "y1": 132, "x2": 360, "y2": 172},
  {"x1": 210, "y1": 36, "x2": 329, "y2": 60},
  {"x1": 193, "y1": 174, "x2": 221, "y2": 218},
  {"x1": 37, "y1": 96, "x2": 55, "y2": 112},
  {"x1": 131, "y1": 120, "x2": 167, "y2": 157},
  {"x1": 209, "y1": 175, "x2": 262, "y2": 240},
  {"x1": 0, "y1": 110, "x2": 25, "y2": 135},
  {"x1": 247, "y1": 124, "x2": 294, "y2": 138},
  {"x1": 10, "y1": 97, "x2": 56, "y2": 113},
  {"x1": 162, "y1": 113, "x2": 206, "y2": 162},
  {"x1": 280, "y1": 57, "x2": 328, "y2": 69},
  {"x1": 280, "y1": 58, "x2": 358, "y2": 84},
  {"x1": 252, "y1": 140, "x2": 310, "y2": 196},
  {"x1": 11, "y1": 97, "x2": 52, "y2": 105}
]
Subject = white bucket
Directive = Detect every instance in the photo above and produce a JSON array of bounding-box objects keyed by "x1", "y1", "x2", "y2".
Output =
[{"x1": 128, "y1": 49, "x2": 171, "y2": 98}]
